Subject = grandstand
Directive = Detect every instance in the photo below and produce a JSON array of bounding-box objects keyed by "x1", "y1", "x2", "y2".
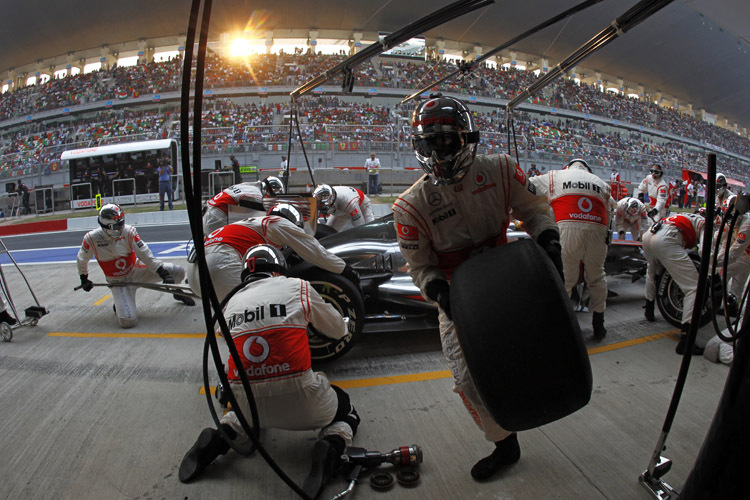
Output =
[{"x1": 1, "y1": 5, "x2": 749, "y2": 214}]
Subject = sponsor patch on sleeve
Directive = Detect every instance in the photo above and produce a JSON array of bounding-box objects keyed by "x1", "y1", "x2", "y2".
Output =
[
  {"x1": 513, "y1": 165, "x2": 527, "y2": 185},
  {"x1": 738, "y1": 233, "x2": 747, "y2": 244},
  {"x1": 397, "y1": 223, "x2": 419, "y2": 241}
]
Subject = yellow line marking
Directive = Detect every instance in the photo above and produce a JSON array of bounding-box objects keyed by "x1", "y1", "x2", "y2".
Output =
[
  {"x1": 586, "y1": 329, "x2": 680, "y2": 355},
  {"x1": 93, "y1": 294, "x2": 112, "y2": 306},
  {"x1": 49, "y1": 332, "x2": 207, "y2": 339}
]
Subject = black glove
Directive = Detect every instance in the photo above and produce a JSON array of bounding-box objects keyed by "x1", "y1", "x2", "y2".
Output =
[
  {"x1": 341, "y1": 265, "x2": 361, "y2": 288},
  {"x1": 157, "y1": 266, "x2": 174, "y2": 284},
  {"x1": 536, "y1": 229, "x2": 564, "y2": 280},
  {"x1": 637, "y1": 193, "x2": 645, "y2": 203},
  {"x1": 79, "y1": 274, "x2": 94, "y2": 292},
  {"x1": 647, "y1": 208, "x2": 658, "y2": 218},
  {"x1": 425, "y1": 279, "x2": 452, "y2": 320}
]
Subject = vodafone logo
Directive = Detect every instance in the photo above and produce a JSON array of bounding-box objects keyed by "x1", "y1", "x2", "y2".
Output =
[
  {"x1": 474, "y1": 172, "x2": 487, "y2": 186},
  {"x1": 115, "y1": 258, "x2": 128, "y2": 270},
  {"x1": 578, "y1": 197, "x2": 593, "y2": 213},
  {"x1": 243, "y1": 336, "x2": 270, "y2": 363}
]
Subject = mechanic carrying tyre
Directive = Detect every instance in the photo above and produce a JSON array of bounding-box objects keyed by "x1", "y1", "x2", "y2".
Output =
[
  {"x1": 642, "y1": 212, "x2": 707, "y2": 355},
  {"x1": 393, "y1": 95, "x2": 563, "y2": 481}
]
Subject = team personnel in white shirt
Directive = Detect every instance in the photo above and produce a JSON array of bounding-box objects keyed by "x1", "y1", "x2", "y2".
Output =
[{"x1": 637, "y1": 164, "x2": 669, "y2": 220}]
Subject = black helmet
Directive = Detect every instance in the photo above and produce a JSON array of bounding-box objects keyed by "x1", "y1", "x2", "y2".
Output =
[
  {"x1": 98, "y1": 204, "x2": 125, "y2": 238},
  {"x1": 262, "y1": 176, "x2": 284, "y2": 197},
  {"x1": 411, "y1": 95, "x2": 479, "y2": 185},
  {"x1": 313, "y1": 184, "x2": 337, "y2": 215},
  {"x1": 240, "y1": 244, "x2": 287, "y2": 282},
  {"x1": 268, "y1": 203, "x2": 303, "y2": 228}
]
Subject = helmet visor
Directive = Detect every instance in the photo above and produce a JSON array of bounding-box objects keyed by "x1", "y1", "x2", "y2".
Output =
[{"x1": 413, "y1": 132, "x2": 464, "y2": 162}]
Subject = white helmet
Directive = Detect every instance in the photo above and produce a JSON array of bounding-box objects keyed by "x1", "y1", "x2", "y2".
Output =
[
  {"x1": 313, "y1": 184, "x2": 337, "y2": 215},
  {"x1": 240, "y1": 244, "x2": 287, "y2": 282},
  {"x1": 716, "y1": 173, "x2": 728, "y2": 198},
  {"x1": 267, "y1": 203, "x2": 303, "y2": 228},
  {"x1": 564, "y1": 158, "x2": 592, "y2": 173},
  {"x1": 625, "y1": 198, "x2": 641, "y2": 217},
  {"x1": 262, "y1": 176, "x2": 285, "y2": 197},
  {"x1": 98, "y1": 204, "x2": 125, "y2": 238}
]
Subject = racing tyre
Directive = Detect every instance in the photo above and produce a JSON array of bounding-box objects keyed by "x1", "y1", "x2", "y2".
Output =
[
  {"x1": 1, "y1": 322, "x2": 12, "y2": 342},
  {"x1": 656, "y1": 255, "x2": 718, "y2": 328},
  {"x1": 294, "y1": 268, "x2": 365, "y2": 361}
]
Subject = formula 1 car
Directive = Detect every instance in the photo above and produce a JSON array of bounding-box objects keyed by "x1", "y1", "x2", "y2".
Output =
[{"x1": 299, "y1": 214, "x2": 716, "y2": 362}]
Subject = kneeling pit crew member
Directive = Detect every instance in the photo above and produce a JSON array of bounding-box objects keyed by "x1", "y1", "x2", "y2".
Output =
[{"x1": 179, "y1": 245, "x2": 360, "y2": 500}]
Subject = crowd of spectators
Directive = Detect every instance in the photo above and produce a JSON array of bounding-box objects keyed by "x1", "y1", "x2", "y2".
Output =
[{"x1": 1, "y1": 50, "x2": 749, "y2": 181}]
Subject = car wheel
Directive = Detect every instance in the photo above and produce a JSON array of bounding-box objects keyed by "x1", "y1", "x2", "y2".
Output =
[
  {"x1": 656, "y1": 256, "x2": 717, "y2": 328},
  {"x1": 294, "y1": 268, "x2": 365, "y2": 361}
]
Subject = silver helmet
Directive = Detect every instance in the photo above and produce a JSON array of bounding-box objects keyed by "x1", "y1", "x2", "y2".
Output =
[
  {"x1": 411, "y1": 95, "x2": 479, "y2": 185},
  {"x1": 240, "y1": 244, "x2": 287, "y2": 282},
  {"x1": 313, "y1": 184, "x2": 337, "y2": 215},
  {"x1": 268, "y1": 203, "x2": 303, "y2": 228},
  {"x1": 98, "y1": 204, "x2": 125, "y2": 238}
]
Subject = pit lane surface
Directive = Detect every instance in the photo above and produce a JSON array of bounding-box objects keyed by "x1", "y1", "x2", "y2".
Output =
[{"x1": 0, "y1": 235, "x2": 732, "y2": 500}]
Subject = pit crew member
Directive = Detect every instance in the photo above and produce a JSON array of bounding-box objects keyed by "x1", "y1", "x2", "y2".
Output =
[{"x1": 393, "y1": 95, "x2": 561, "y2": 481}]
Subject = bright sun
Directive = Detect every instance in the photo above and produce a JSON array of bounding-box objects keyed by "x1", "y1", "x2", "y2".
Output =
[{"x1": 229, "y1": 38, "x2": 253, "y2": 58}]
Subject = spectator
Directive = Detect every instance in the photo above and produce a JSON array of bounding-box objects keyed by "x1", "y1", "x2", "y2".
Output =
[
  {"x1": 157, "y1": 159, "x2": 174, "y2": 211},
  {"x1": 228, "y1": 155, "x2": 242, "y2": 184},
  {"x1": 364, "y1": 152, "x2": 380, "y2": 195},
  {"x1": 16, "y1": 183, "x2": 30, "y2": 215}
]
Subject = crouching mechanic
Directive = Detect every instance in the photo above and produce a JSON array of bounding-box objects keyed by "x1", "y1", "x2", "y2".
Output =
[
  {"x1": 642, "y1": 212, "x2": 706, "y2": 355},
  {"x1": 393, "y1": 95, "x2": 562, "y2": 481},
  {"x1": 202, "y1": 176, "x2": 285, "y2": 235},
  {"x1": 531, "y1": 158, "x2": 611, "y2": 339},
  {"x1": 313, "y1": 184, "x2": 375, "y2": 232},
  {"x1": 77, "y1": 204, "x2": 194, "y2": 328},
  {"x1": 614, "y1": 196, "x2": 649, "y2": 241},
  {"x1": 188, "y1": 203, "x2": 359, "y2": 301},
  {"x1": 179, "y1": 245, "x2": 360, "y2": 498}
]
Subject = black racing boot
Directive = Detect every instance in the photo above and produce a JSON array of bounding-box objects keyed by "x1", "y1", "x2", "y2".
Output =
[
  {"x1": 592, "y1": 312, "x2": 606, "y2": 340},
  {"x1": 675, "y1": 323, "x2": 704, "y2": 356},
  {"x1": 0, "y1": 310, "x2": 17, "y2": 325},
  {"x1": 470, "y1": 433, "x2": 521, "y2": 481},
  {"x1": 178, "y1": 424, "x2": 235, "y2": 483},
  {"x1": 644, "y1": 300, "x2": 655, "y2": 322},
  {"x1": 302, "y1": 434, "x2": 346, "y2": 499},
  {"x1": 174, "y1": 294, "x2": 196, "y2": 306}
]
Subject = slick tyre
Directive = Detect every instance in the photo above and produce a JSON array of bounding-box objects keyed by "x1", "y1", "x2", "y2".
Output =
[
  {"x1": 656, "y1": 255, "x2": 718, "y2": 328},
  {"x1": 294, "y1": 268, "x2": 365, "y2": 362},
  {"x1": 450, "y1": 239, "x2": 592, "y2": 431}
]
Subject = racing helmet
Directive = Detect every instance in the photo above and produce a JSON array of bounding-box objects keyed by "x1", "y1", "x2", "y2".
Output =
[
  {"x1": 262, "y1": 176, "x2": 285, "y2": 197},
  {"x1": 649, "y1": 164, "x2": 664, "y2": 178},
  {"x1": 268, "y1": 203, "x2": 304, "y2": 228},
  {"x1": 716, "y1": 173, "x2": 728, "y2": 197},
  {"x1": 240, "y1": 244, "x2": 288, "y2": 282},
  {"x1": 98, "y1": 204, "x2": 125, "y2": 238},
  {"x1": 564, "y1": 158, "x2": 592, "y2": 173},
  {"x1": 313, "y1": 184, "x2": 337, "y2": 215},
  {"x1": 723, "y1": 193, "x2": 736, "y2": 212},
  {"x1": 625, "y1": 198, "x2": 641, "y2": 217},
  {"x1": 411, "y1": 95, "x2": 480, "y2": 185}
]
